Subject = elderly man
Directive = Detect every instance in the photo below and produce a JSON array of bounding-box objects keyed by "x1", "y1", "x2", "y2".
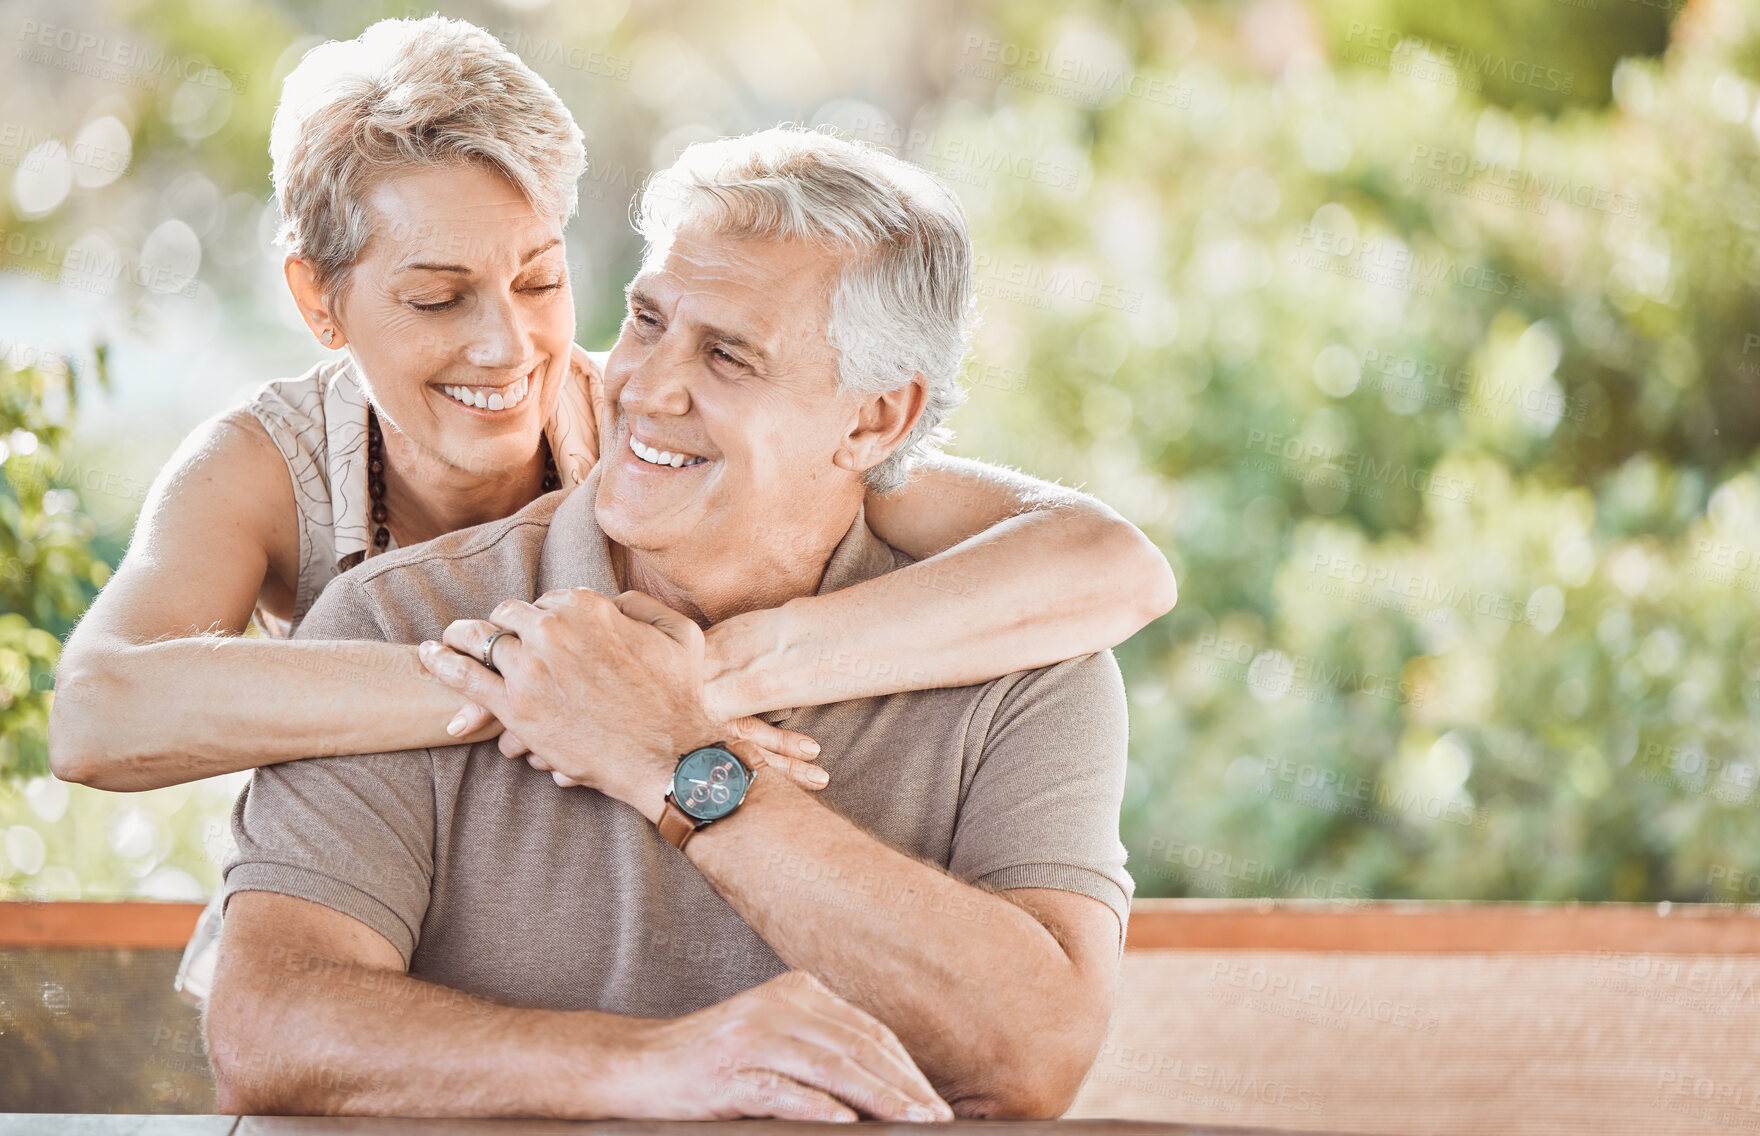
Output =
[{"x1": 207, "y1": 128, "x2": 1132, "y2": 1122}]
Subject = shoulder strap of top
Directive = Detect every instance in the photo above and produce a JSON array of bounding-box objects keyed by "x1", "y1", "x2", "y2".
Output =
[
  {"x1": 243, "y1": 351, "x2": 599, "y2": 629},
  {"x1": 240, "y1": 356, "x2": 377, "y2": 629},
  {"x1": 320, "y1": 359, "x2": 377, "y2": 573}
]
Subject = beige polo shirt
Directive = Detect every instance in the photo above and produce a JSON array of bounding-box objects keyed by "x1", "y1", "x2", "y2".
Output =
[{"x1": 223, "y1": 466, "x2": 1133, "y2": 1018}]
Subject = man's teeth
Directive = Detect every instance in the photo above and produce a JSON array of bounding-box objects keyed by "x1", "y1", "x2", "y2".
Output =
[
  {"x1": 630, "y1": 434, "x2": 707, "y2": 468},
  {"x1": 441, "y1": 372, "x2": 531, "y2": 411}
]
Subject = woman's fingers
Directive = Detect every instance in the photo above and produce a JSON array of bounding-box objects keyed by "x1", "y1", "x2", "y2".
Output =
[
  {"x1": 499, "y1": 729, "x2": 531, "y2": 759},
  {"x1": 727, "y1": 716, "x2": 823, "y2": 763},
  {"x1": 445, "y1": 700, "x2": 502, "y2": 742},
  {"x1": 757, "y1": 747, "x2": 830, "y2": 789},
  {"x1": 722, "y1": 718, "x2": 827, "y2": 789}
]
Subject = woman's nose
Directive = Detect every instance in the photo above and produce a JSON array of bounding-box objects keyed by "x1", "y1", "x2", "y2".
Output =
[{"x1": 463, "y1": 292, "x2": 528, "y2": 370}]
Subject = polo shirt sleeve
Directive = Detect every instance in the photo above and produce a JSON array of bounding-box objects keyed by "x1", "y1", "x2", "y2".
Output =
[
  {"x1": 948, "y1": 649, "x2": 1135, "y2": 946},
  {"x1": 220, "y1": 572, "x2": 437, "y2": 967}
]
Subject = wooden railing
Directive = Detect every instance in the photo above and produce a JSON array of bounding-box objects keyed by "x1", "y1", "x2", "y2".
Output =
[{"x1": 6, "y1": 897, "x2": 1760, "y2": 952}]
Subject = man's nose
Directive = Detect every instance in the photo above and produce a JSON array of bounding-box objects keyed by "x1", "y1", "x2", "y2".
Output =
[{"x1": 616, "y1": 340, "x2": 693, "y2": 417}]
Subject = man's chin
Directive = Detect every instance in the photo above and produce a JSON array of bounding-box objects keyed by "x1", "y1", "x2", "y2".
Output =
[
  {"x1": 597, "y1": 454, "x2": 717, "y2": 546},
  {"x1": 593, "y1": 489, "x2": 694, "y2": 555}
]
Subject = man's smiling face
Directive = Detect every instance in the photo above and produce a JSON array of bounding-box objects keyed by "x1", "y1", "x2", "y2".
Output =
[{"x1": 595, "y1": 225, "x2": 867, "y2": 558}]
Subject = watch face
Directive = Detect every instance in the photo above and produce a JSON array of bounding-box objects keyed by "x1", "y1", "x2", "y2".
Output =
[{"x1": 673, "y1": 746, "x2": 751, "y2": 822}]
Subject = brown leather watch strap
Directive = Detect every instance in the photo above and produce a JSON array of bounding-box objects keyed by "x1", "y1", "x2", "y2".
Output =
[{"x1": 657, "y1": 796, "x2": 701, "y2": 851}]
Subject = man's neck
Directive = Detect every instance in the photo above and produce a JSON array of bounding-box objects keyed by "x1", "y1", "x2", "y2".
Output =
[{"x1": 611, "y1": 514, "x2": 859, "y2": 628}]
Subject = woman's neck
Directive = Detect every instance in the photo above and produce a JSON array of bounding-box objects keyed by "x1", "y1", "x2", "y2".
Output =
[{"x1": 377, "y1": 423, "x2": 550, "y2": 547}]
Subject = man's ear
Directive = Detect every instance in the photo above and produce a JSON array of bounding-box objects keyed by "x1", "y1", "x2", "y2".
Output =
[
  {"x1": 284, "y1": 255, "x2": 347, "y2": 349},
  {"x1": 834, "y1": 375, "x2": 928, "y2": 476}
]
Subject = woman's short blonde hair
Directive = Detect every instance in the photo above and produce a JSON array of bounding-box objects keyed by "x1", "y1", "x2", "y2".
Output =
[{"x1": 269, "y1": 16, "x2": 586, "y2": 307}]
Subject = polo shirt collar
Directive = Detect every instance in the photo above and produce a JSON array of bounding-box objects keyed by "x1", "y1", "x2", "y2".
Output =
[{"x1": 536, "y1": 466, "x2": 898, "y2": 726}]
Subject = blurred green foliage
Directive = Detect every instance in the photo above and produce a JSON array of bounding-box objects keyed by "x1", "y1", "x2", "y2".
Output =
[
  {"x1": 0, "y1": 350, "x2": 111, "y2": 781},
  {"x1": 952, "y1": 0, "x2": 1760, "y2": 904},
  {"x1": 5, "y1": 0, "x2": 1760, "y2": 906}
]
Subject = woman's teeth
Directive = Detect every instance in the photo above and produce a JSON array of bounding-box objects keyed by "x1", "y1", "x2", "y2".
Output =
[
  {"x1": 441, "y1": 371, "x2": 531, "y2": 412},
  {"x1": 630, "y1": 434, "x2": 707, "y2": 468}
]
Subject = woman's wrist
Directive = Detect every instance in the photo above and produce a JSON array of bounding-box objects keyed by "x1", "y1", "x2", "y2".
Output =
[{"x1": 702, "y1": 602, "x2": 800, "y2": 723}]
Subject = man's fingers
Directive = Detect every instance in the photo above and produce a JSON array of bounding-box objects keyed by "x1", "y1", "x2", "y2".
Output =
[
  {"x1": 727, "y1": 1068, "x2": 857, "y2": 1123},
  {"x1": 727, "y1": 716, "x2": 822, "y2": 762},
  {"x1": 521, "y1": 753, "x2": 582, "y2": 787},
  {"x1": 778, "y1": 979, "x2": 949, "y2": 1119},
  {"x1": 532, "y1": 587, "x2": 592, "y2": 612},
  {"x1": 440, "y1": 618, "x2": 527, "y2": 676},
  {"x1": 613, "y1": 590, "x2": 703, "y2": 649},
  {"x1": 418, "y1": 640, "x2": 508, "y2": 715},
  {"x1": 758, "y1": 1036, "x2": 941, "y2": 1123},
  {"x1": 485, "y1": 597, "x2": 555, "y2": 642},
  {"x1": 792, "y1": 1011, "x2": 949, "y2": 1121}
]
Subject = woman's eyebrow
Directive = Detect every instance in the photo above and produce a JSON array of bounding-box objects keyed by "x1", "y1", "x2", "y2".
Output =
[{"x1": 398, "y1": 237, "x2": 562, "y2": 275}]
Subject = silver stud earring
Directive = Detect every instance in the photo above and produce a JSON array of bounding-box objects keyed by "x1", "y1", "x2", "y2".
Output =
[{"x1": 320, "y1": 328, "x2": 335, "y2": 347}]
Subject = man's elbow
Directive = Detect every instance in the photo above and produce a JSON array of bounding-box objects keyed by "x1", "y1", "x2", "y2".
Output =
[
  {"x1": 208, "y1": 1017, "x2": 275, "y2": 1114},
  {"x1": 958, "y1": 1018, "x2": 1102, "y2": 1119},
  {"x1": 958, "y1": 1057, "x2": 1090, "y2": 1120},
  {"x1": 207, "y1": 973, "x2": 311, "y2": 1115}
]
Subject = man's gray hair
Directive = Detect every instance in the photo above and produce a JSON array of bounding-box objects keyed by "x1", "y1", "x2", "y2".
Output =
[
  {"x1": 270, "y1": 16, "x2": 586, "y2": 310},
  {"x1": 637, "y1": 127, "x2": 975, "y2": 493}
]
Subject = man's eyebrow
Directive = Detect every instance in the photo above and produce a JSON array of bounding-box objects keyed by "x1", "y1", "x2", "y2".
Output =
[
  {"x1": 398, "y1": 237, "x2": 562, "y2": 274},
  {"x1": 626, "y1": 285, "x2": 771, "y2": 363},
  {"x1": 705, "y1": 326, "x2": 769, "y2": 363}
]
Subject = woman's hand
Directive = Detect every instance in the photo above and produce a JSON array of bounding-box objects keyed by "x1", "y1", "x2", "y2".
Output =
[
  {"x1": 498, "y1": 714, "x2": 828, "y2": 791},
  {"x1": 444, "y1": 700, "x2": 507, "y2": 744}
]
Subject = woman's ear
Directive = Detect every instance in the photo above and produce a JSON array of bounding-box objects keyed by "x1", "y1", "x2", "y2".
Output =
[
  {"x1": 837, "y1": 376, "x2": 928, "y2": 474},
  {"x1": 284, "y1": 255, "x2": 347, "y2": 349}
]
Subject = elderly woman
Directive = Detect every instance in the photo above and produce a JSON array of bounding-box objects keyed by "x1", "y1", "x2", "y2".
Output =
[{"x1": 46, "y1": 16, "x2": 1174, "y2": 996}]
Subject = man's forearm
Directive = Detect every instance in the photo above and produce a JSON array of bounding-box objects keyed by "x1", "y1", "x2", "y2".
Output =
[
  {"x1": 657, "y1": 771, "x2": 1085, "y2": 1111},
  {"x1": 208, "y1": 944, "x2": 646, "y2": 1117}
]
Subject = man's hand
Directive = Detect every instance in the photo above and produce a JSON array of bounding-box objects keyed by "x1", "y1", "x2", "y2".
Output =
[
  {"x1": 213, "y1": 895, "x2": 952, "y2": 1121},
  {"x1": 616, "y1": 970, "x2": 953, "y2": 1123},
  {"x1": 417, "y1": 588, "x2": 711, "y2": 806},
  {"x1": 418, "y1": 589, "x2": 825, "y2": 807}
]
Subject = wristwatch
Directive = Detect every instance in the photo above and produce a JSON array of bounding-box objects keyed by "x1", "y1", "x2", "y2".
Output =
[{"x1": 657, "y1": 743, "x2": 756, "y2": 851}]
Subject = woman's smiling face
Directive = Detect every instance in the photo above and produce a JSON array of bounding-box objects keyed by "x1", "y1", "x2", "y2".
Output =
[{"x1": 331, "y1": 160, "x2": 575, "y2": 480}]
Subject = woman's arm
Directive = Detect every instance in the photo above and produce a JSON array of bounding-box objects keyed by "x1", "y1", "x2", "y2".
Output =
[
  {"x1": 47, "y1": 408, "x2": 478, "y2": 792},
  {"x1": 702, "y1": 452, "x2": 1176, "y2": 720}
]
